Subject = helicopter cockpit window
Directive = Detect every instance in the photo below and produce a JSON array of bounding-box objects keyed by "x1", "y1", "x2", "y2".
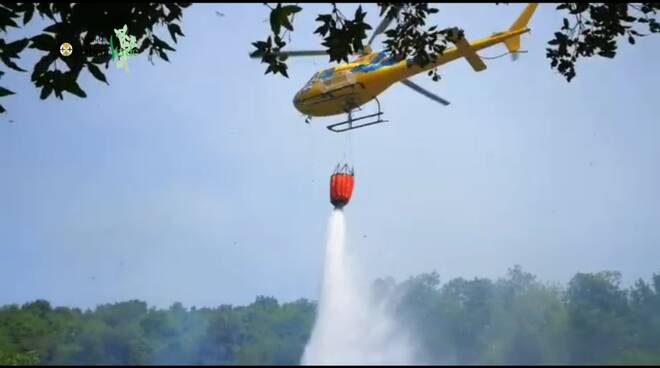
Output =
[
  {"x1": 371, "y1": 51, "x2": 395, "y2": 66},
  {"x1": 319, "y1": 68, "x2": 335, "y2": 80},
  {"x1": 371, "y1": 51, "x2": 387, "y2": 64},
  {"x1": 303, "y1": 72, "x2": 319, "y2": 90}
]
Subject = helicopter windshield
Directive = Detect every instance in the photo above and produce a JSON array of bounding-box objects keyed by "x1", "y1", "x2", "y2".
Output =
[
  {"x1": 303, "y1": 72, "x2": 319, "y2": 90},
  {"x1": 372, "y1": 51, "x2": 396, "y2": 65},
  {"x1": 319, "y1": 68, "x2": 334, "y2": 80},
  {"x1": 371, "y1": 51, "x2": 387, "y2": 64}
]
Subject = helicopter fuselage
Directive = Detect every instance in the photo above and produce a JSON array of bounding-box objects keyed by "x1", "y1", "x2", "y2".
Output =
[
  {"x1": 293, "y1": 27, "x2": 529, "y2": 117},
  {"x1": 293, "y1": 52, "x2": 417, "y2": 117}
]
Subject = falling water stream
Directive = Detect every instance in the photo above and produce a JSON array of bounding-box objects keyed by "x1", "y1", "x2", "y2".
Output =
[{"x1": 301, "y1": 209, "x2": 416, "y2": 365}]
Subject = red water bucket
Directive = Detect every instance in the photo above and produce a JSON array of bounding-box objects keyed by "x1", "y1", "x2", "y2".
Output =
[{"x1": 330, "y1": 164, "x2": 354, "y2": 208}]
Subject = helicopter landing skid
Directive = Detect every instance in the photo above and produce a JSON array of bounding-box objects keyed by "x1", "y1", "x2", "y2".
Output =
[{"x1": 326, "y1": 98, "x2": 388, "y2": 133}]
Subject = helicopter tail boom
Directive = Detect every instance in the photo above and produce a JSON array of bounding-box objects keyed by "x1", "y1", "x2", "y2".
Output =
[{"x1": 504, "y1": 3, "x2": 539, "y2": 53}]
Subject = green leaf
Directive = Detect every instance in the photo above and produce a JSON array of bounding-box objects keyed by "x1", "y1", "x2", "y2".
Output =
[
  {"x1": 165, "y1": 4, "x2": 183, "y2": 22},
  {"x1": 281, "y1": 18, "x2": 294, "y2": 32},
  {"x1": 571, "y1": 2, "x2": 589, "y2": 14},
  {"x1": 23, "y1": 5, "x2": 34, "y2": 25},
  {"x1": 316, "y1": 14, "x2": 332, "y2": 23},
  {"x1": 270, "y1": 3, "x2": 283, "y2": 34},
  {"x1": 628, "y1": 35, "x2": 635, "y2": 44},
  {"x1": 0, "y1": 104, "x2": 5, "y2": 113},
  {"x1": 5, "y1": 38, "x2": 29, "y2": 55},
  {"x1": 87, "y1": 63, "x2": 108, "y2": 84},
  {"x1": 91, "y1": 53, "x2": 110, "y2": 64},
  {"x1": 598, "y1": 50, "x2": 616, "y2": 58},
  {"x1": 153, "y1": 35, "x2": 175, "y2": 51},
  {"x1": 65, "y1": 80, "x2": 87, "y2": 98},
  {"x1": 29, "y1": 34, "x2": 55, "y2": 51},
  {"x1": 40, "y1": 84, "x2": 53, "y2": 99},
  {"x1": 36, "y1": 3, "x2": 55, "y2": 20},
  {"x1": 0, "y1": 17, "x2": 18, "y2": 31},
  {"x1": 158, "y1": 49, "x2": 170, "y2": 62},
  {"x1": 32, "y1": 54, "x2": 56, "y2": 81},
  {"x1": 53, "y1": 83, "x2": 63, "y2": 99},
  {"x1": 281, "y1": 5, "x2": 301, "y2": 23},
  {"x1": 281, "y1": 5, "x2": 302, "y2": 15},
  {"x1": 138, "y1": 37, "x2": 152, "y2": 53},
  {"x1": 274, "y1": 34, "x2": 286, "y2": 48},
  {"x1": 354, "y1": 5, "x2": 367, "y2": 22},
  {"x1": 0, "y1": 86, "x2": 15, "y2": 97},
  {"x1": 315, "y1": 24, "x2": 330, "y2": 36},
  {"x1": 42, "y1": 23, "x2": 61, "y2": 33},
  {"x1": 167, "y1": 23, "x2": 184, "y2": 43},
  {"x1": 271, "y1": 4, "x2": 301, "y2": 34},
  {"x1": 1, "y1": 56, "x2": 25, "y2": 72},
  {"x1": 278, "y1": 63, "x2": 289, "y2": 78}
]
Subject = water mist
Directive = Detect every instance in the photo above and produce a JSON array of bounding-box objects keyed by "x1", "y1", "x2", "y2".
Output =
[{"x1": 301, "y1": 209, "x2": 416, "y2": 365}]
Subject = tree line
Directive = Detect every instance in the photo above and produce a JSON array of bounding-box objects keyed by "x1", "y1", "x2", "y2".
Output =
[{"x1": 1, "y1": 266, "x2": 659, "y2": 365}]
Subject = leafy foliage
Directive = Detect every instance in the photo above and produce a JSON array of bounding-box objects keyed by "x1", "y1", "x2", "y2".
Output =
[
  {"x1": 0, "y1": 351, "x2": 40, "y2": 365},
  {"x1": 379, "y1": 3, "x2": 449, "y2": 82},
  {"x1": 0, "y1": 3, "x2": 658, "y2": 114},
  {"x1": 547, "y1": 3, "x2": 660, "y2": 81},
  {"x1": 250, "y1": 4, "x2": 303, "y2": 77},
  {"x1": 252, "y1": 3, "x2": 660, "y2": 82},
  {"x1": 314, "y1": 5, "x2": 372, "y2": 64},
  {"x1": 1, "y1": 268, "x2": 660, "y2": 365},
  {"x1": 0, "y1": 3, "x2": 191, "y2": 113}
]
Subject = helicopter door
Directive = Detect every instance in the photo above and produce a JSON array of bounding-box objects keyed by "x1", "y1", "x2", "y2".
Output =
[
  {"x1": 318, "y1": 68, "x2": 334, "y2": 93},
  {"x1": 327, "y1": 70, "x2": 356, "y2": 90}
]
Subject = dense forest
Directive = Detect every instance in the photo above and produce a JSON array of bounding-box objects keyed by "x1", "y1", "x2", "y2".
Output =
[{"x1": 1, "y1": 266, "x2": 659, "y2": 365}]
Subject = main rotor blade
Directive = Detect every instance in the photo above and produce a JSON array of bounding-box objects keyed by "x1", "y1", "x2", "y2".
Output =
[
  {"x1": 367, "y1": 6, "x2": 400, "y2": 47},
  {"x1": 400, "y1": 79, "x2": 450, "y2": 106},
  {"x1": 249, "y1": 50, "x2": 328, "y2": 59}
]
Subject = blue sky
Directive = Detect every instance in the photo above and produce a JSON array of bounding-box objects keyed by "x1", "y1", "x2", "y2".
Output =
[{"x1": 1, "y1": 3, "x2": 659, "y2": 309}]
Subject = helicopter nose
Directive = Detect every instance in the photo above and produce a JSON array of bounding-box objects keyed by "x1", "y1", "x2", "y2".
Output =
[{"x1": 293, "y1": 91, "x2": 304, "y2": 111}]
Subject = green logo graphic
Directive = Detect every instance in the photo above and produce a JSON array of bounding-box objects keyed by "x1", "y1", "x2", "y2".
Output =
[{"x1": 109, "y1": 25, "x2": 138, "y2": 72}]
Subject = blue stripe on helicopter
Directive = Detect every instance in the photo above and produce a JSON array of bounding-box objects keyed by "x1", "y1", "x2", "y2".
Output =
[{"x1": 351, "y1": 52, "x2": 397, "y2": 73}]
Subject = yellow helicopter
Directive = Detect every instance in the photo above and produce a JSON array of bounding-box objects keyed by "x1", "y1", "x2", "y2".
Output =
[{"x1": 251, "y1": 3, "x2": 538, "y2": 133}]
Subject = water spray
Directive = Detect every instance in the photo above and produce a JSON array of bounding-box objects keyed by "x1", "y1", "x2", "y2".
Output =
[{"x1": 301, "y1": 164, "x2": 416, "y2": 365}]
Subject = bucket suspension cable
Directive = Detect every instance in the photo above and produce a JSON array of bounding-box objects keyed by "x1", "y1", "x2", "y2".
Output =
[
  {"x1": 333, "y1": 162, "x2": 354, "y2": 175},
  {"x1": 342, "y1": 125, "x2": 354, "y2": 165},
  {"x1": 332, "y1": 120, "x2": 355, "y2": 209}
]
